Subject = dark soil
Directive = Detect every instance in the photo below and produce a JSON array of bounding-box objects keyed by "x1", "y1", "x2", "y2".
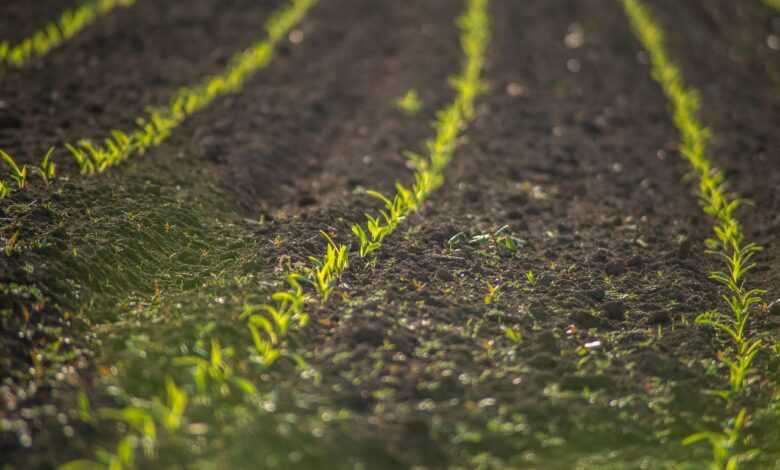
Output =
[{"x1": 2, "y1": 0, "x2": 780, "y2": 468}]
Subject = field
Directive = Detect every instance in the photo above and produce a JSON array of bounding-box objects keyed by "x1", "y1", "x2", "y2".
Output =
[{"x1": 2, "y1": 0, "x2": 780, "y2": 468}]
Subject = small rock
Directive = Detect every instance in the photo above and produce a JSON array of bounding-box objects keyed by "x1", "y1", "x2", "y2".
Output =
[
  {"x1": 436, "y1": 269, "x2": 455, "y2": 282},
  {"x1": 605, "y1": 261, "x2": 626, "y2": 276},
  {"x1": 570, "y1": 311, "x2": 602, "y2": 329},
  {"x1": 352, "y1": 324, "x2": 384, "y2": 347},
  {"x1": 528, "y1": 352, "x2": 558, "y2": 370},
  {"x1": 648, "y1": 310, "x2": 671, "y2": 325},
  {"x1": 627, "y1": 255, "x2": 643, "y2": 268},
  {"x1": 603, "y1": 301, "x2": 626, "y2": 321},
  {"x1": 584, "y1": 288, "x2": 605, "y2": 302},
  {"x1": 769, "y1": 299, "x2": 780, "y2": 316}
]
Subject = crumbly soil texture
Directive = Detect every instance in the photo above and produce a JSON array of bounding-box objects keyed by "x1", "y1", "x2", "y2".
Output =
[{"x1": 2, "y1": 0, "x2": 780, "y2": 469}]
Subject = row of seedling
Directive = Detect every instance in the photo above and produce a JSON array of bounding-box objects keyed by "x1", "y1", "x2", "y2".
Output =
[
  {"x1": 0, "y1": 148, "x2": 55, "y2": 200},
  {"x1": 623, "y1": 0, "x2": 764, "y2": 467},
  {"x1": 64, "y1": 0, "x2": 491, "y2": 467},
  {"x1": 0, "y1": 0, "x2": 135, "y2": 69},
  {"x1": 65, "y1": 0, "x2": 316, "y2": 175},
  {"x1": 352, "y1": 0, "x2": 490, "y2": 261},
  {"x1": 3, "y1": 0, "x2": 315, "y2": 203}
]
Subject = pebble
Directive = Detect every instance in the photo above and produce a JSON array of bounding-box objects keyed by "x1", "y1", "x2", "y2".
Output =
[{"x1": 602, "y1": 301, "x2": 626, "y2": 321}]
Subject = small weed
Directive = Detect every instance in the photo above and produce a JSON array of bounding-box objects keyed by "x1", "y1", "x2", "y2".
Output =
[{"x1": 397, "y1": 89, "x2": 423, "y2": 115}]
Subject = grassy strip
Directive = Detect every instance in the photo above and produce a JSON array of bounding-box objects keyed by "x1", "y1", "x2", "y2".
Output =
[
  {"x1": 0, "y1": 0, "x2": 135, "y2": 69},
  {"x1": 64, "y1": 0, "x2": 316, "y2": 175},
  {"x1": 622, "y1": 0, "x2": 765, "y2": 467},
  {"x1": 62, "y1": 1, "x2": 490, "y2": 468}
]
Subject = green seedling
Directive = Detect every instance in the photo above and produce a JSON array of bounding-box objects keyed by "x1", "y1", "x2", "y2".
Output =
[
  {"x1": 36, "y1": 147, "x2": 56, "y2": 186},
  {"x1": 525, "y1": 270, "x2": 537, "y2": 287},
  {"x1": 0, "y1": 149, "x2": 28, "y2": 190},
  {"x1": 0, "y1": 180, "x2": 11, "y2": 199},
  {"x1": 397, "y1": 89, "x2": 423, "y2": 115},
  {"x1": 307, "y1": 231, "x2": 348, "y2": 302},
  {"x1": 484, "y1": 282, "x2": 501, "y2": 305},
  {"x1": 503, "y1": 326, "x2": 523, "y2": 344},
  {"x1": 682, "y1": 409, "x2": 760, "y2": 469}
]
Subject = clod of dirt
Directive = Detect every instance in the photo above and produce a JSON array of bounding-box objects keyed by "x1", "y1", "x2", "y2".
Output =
[
  {"x1": 435, "y1": 269, "x2": 455, "y2": 282},
  {"x1": 528, "y1": 352, "x2": 558, "y2": 370},
  {"x1": 569, "y1": 311, "x2": 603, "y2": 329},
  {"x1": 769, "y1": 299, "x2": 780, "y2": 316},
  {"x1": 602, "y1": 301, "x2": 627, "y2": 321},
  {"x1": 605, "y1": 261, "x2": 626, "y2": 276},
  {"x1": 583, "y1": 288, "x2": 606, "y2": 302},
  {"x1": 648, "y1": 310, "x2": 671, "y2": 325},
  {"x1": 627, "y1": 255, "x2": 644, "y2": 268},
  {"x1": 351, "y1": 324, "x2": 385, "y2": 347}
]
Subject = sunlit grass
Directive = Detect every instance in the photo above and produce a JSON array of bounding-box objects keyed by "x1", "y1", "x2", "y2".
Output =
[
  {"x1": 622, "y1": 0, "x2": 765, "y2": 467},
  {"x1": 0, "y1": 0, "x2": 135, "y2": 69}
]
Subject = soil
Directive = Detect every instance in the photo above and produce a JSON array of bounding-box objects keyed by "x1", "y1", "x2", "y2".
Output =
[{"x1": 2, "y1": 0, "x2": 780, "y2": 468}]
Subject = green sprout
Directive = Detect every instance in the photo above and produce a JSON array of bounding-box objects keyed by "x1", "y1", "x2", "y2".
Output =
[
  {"x1": 484, "y1": 282, "x2": 501, "y2": 305},
  {"x1": 396, "y1": 89, "x2": 423, "y2": 115},
  {"x1": 36, "y1": 148, "x2": 56, "y2": 186},
  {"x1": 0, "y1": 149, "x2": 28, "y2": 190},
  {"x1": 525, "y1": 270, "x2": 537, "y2": 287}
]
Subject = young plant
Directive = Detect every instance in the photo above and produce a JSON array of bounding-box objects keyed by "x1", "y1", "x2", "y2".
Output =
[
  {"x1": 36, "y1": 148, "x2": 56, "y2": 186},
  {"x1": 484, "y1": 282, "x2": 501, "y2": 305},
  {"x1": 525, "y1": 270, "x2": 537, "y2": 287},
  {"x1": 682, "y1": 409, "x2": 760, "y2": 469},
  {"x1": 396, "y1": 89, "x2": 423, "y2": 115},
  {"x1": 0, "y1": 149, "x2": 28, "y2": 190}
]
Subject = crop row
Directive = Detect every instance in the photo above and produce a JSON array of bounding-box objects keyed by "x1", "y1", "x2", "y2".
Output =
[
  {"x1": 0, "y1": 0, "x2": 135, "y2": 69},
  {"x1": 0, "y1": 0, "x2": 315, "y2": 203},
  {"x1": 60, "y1": 0, "x2": 491, "y2": 468},
  {"x1": 623, "y1": 0, "x2": 767, "y2": 467}
]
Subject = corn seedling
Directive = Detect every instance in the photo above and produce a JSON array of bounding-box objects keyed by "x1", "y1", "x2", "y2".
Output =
[
  {"x1": 306, "y1": 231, "x2": 349, "y2": 302},
  {"x1": 503, "y1": 326, "x2": 523, "y2": 344},
  {"x1": 525, "y1": 270, "x2": 537, "y2": 287},
  {"x1": 484, "y1": 282, "x2": 501, "y2": 305},
  {"x1": 0, "y1": 0, "x2": 136, "y2": 69},
  {"x1": 0, "y1": 149, "x2": 28, "y2": 190},
  {"x1": 397, "y1": 89, "x2": 423, "y2": 115},
  {"x1": 623, "y1": 0, "x2": 766, "y2": 465},
  {"x1": 682, "y1": 409, "x2": 760, "y2": 469},
  {"x1": 35, "y1": 148, "x2": 56, "y2": 186},
  {"x1": 64, "y1": 0, "x2": 317, "y2": 175}
]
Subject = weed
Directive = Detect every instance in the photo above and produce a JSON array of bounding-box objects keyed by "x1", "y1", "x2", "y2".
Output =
[
  {"x1": 0, "y1": 0, "x2": 136, "y2": 69},
  {"x1": 397, "y1": 89, "x2": 423, "y2": 115}
]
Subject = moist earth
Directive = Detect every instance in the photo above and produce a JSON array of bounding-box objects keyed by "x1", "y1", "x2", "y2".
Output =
[{"x1": 1, "y1": 0, "x2": 780, "y2": 468}]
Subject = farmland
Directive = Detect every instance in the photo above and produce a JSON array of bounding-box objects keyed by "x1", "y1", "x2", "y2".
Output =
[{"x1": 1, "y1": 0, "x2": 780, "y2": 468}]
